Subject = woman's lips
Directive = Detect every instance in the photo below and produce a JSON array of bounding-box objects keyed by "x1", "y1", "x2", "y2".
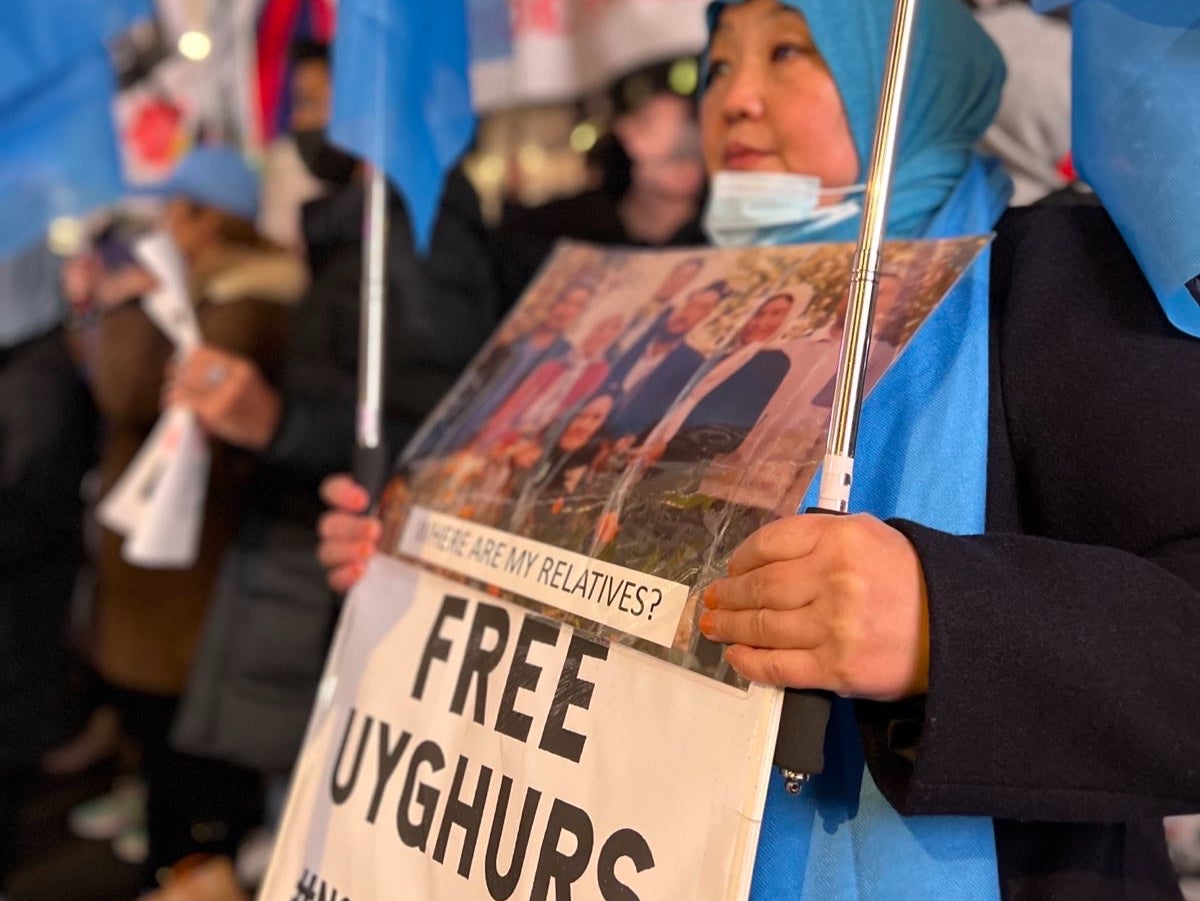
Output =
[{"x1": 724, "y1": 144, "x2": 773, "y2": 170}]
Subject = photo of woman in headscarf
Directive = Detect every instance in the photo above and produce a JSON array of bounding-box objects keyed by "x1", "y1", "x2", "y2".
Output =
[{"x1": 510, "y1": 392, "x2": 618, "y2": 544}]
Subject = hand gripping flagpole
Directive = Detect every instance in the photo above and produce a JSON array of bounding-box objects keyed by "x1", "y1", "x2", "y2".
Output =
[
  {"x1": 775, "y1": 0, "x2": 922, "y2": 795},
  {"x1": 354, "y1": 164, "x2": 391, "y2": 504}
]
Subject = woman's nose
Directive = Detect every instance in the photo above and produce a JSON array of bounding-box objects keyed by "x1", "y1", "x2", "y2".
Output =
[{"x1": 720, "y1": 61, "x2": 767, "y2": 122}]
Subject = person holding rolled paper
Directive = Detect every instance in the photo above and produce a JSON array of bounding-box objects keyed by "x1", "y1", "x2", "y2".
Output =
[
  {"x1": 88, "y1": 146, "x2": 305, "y2": 888},
  {"x1": 317, "y1": 0, "x2": 1200, "y2": 898}
]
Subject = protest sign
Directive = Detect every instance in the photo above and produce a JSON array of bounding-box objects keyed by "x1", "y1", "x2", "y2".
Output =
[
  {"x1": 262, "y1": 236, "x2": 989, "y2": 900},
  {"x1": 264, "y1": 558, "x2": 778, "y2": 900}
]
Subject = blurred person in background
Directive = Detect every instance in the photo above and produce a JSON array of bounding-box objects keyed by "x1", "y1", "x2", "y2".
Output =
[
  {"x1": 0, "y1": 243, "x2": 97, "y2": 892},
  {"x1": 82, "y1": 145, "x2": 305, "y2": 890},
  {"x1": 161, "y1": 40, "x2": 501, "y2": 892},
  {"x1": 170, "y1": 39, "x2": 497, "y2": 480},
  {"x1": 493, "y1": 58, "x2": 709, "y2": 308},
  {"x1": 256, "y1": 40, "x2": 330, "y2": 251}
]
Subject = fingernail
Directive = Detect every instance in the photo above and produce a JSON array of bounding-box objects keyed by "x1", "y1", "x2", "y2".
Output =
[
  {"x1": 698, "y1": 611, "x2": 715, "y2": 636},
  {"x1": 359, "y1": 543, "x2": 375, "y2": 558},
  {"x1": 703, "y1": 584, "x2": 718, "y2": 609}
]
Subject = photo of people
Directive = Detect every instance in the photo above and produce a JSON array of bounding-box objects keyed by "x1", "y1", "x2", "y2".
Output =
[{"x1": 389, "y1": 237, "x2": 988, "y2": 681}]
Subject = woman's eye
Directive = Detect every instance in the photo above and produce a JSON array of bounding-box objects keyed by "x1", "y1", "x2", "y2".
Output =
[
  {"x1": 771, "y1": 43, "x2": 813, "y2": 63},
  {"x1": 705, "y1": 58, "x2": 731, "y2": 86},
  {"x1": 700, "y1": 58, "x2": 729, "y2": 86}
]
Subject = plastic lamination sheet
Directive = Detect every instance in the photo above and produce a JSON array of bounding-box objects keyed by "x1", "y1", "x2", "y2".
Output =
[{"x1": 386, "y1": 237, "x2": 988, "y2": 686}]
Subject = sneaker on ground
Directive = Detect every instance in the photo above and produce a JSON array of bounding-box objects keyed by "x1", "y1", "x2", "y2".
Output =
[
  {"x1": 234, "y1": 827, "x2": 275, "y2": 888},
  {"x1": 112, "y1": 824, "x2": 149, "y2": 866},
  {"x1": 68, "y1": 776, "x2": 146, "y2": 841}
]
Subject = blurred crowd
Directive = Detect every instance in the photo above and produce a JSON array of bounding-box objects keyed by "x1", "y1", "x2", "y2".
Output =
[{"x1": 0, "y1": 1, "x2": 1196, "y2": 900}]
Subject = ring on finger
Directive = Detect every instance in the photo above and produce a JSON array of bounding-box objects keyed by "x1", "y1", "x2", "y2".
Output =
[{"x1": 204, "y1": 363, "x2": 228, "y2": 388}]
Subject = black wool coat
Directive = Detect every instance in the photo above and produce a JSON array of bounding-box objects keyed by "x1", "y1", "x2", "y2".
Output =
[{"x1": 860, "y1": 205, "x2": 1199, "y2": 901}]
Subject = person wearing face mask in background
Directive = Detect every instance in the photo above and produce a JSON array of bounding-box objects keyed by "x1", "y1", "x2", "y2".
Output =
[
  {"x1": 492, "y1": 58, "x2": 710, "y2": 310},
  {"x1": 255, "y1": 40, "x2": 330, "y2": 252}
]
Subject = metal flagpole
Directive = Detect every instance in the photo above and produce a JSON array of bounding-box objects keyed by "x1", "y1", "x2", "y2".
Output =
[
  {"x1": 355, "y1": 164, "x2": 390, "y2": 503},
  {"x1": 775, "y1": 0, "x2": 923, "y2": 793}
]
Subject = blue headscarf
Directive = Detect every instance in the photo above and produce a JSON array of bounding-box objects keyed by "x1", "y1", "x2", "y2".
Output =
[
  {"x1": 705, "y1": 0, "x2": 1008, "y2": 240},
  {"x1": 704, "y1": 2, "x2": 1013, "y2": 900}
]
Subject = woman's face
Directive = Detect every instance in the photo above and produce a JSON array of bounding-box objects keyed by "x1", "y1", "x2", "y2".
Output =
[
  {"x1": 560, "y1": 395, "x2": 614, "y2": 452},
  {"x1": 701, "y1": 0, "x2": 858, "y2": 192},
  {"x1": 739, "y1": 294, "x2": 794, "y2": 344},
  {"x1": 163, "y1": 198, "x2": 221, "y2": 262},
  {"x1": 581, "y1": 314, "x2": 625, "y2": 358}
]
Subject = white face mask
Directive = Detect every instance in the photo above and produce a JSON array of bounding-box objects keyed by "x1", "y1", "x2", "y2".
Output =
[{"x1": 702, "y1": 170, "x2": 865, "y2": 247}]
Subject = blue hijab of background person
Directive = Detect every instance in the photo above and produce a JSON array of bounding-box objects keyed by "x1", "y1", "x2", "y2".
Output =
[{"x1": 703, "y1": 2, "x2": 1012, "y2": 900}]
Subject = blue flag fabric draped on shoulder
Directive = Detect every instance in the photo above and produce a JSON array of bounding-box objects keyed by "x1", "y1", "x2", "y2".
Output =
[
  {"x1": 703, "y1": 0, "x2": 1011, "y2": 897},
  {"x1": 1035, "y1": 0, "x2": 1200, "y2": 337}
]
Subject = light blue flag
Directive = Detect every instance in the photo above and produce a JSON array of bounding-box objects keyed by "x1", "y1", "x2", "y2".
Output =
[
  {"x1": 1034, "y1": 0, "x2": 1200, "y2": 336},
  {"x1": 0, "y1": 0, "x2": 151, "y2": 261},
  {"x1": 0, "y1": 0, "x2": 151, "y2": 104},
  {"x1": 0, "y1": 51, "x2": 125, "y2": 261},
  {"x1": 329, "y1": 0, "x2": 475, "y2": 249}
]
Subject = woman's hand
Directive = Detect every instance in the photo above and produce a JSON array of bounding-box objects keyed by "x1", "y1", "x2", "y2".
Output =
[
  {"x1": 166, "y1": 345, "x2": 282, "y2": 450},
  {"x1": 94, "y1": 264, "x2": 158, "y2": 311},
  {"x1": 317, "y1": 475, "x2": 381, "y2": 592},
  {"x1": 700, "y1": 514, "x2": 930, "y2": 702},
  {"x1": 61, "y1": 254, "x2": 103, "y2": 314}
]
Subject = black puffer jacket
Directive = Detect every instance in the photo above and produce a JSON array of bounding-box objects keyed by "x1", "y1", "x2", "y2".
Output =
[{"x1": 266, "y1": 166, "x2": 501, "y2": 488}]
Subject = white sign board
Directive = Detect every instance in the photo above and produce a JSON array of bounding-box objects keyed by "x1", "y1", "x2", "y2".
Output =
[{"x1": 260, "y1": 558, "x2": 780, "y2": 901}]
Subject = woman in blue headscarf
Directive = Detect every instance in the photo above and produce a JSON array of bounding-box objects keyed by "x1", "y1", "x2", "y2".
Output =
[
  {"x1": 318, "y1": 1, "x2": 1200, "y2": 898},
  {"x1": 700, "y1": 0, "x2": 1010, "y2": 245},
  {"x1": 696, "y1": 2, "x2": 1010, "y2": 898},
  {"x1": 698, "y1": 2, "x2": 1200, "y2": 901}
]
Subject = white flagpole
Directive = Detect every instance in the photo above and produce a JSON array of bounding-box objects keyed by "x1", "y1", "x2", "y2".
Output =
[
  {"x1": 355, "y1": 164, "x2": 390, "y2": 501},
  {"x1": 816, "y1": 0, "x2": 922, "y2": 513},
  {"x1": 778, "y1": 0, "x2": 923, "y2": 794}
]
